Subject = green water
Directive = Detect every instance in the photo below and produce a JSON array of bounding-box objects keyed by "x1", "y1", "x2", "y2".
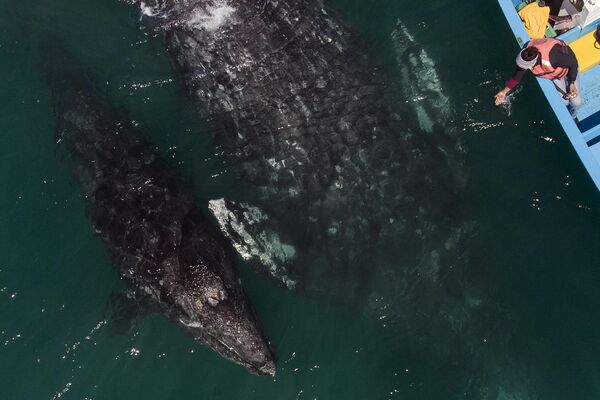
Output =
[{"x1": 1, "y1": 0, "x2": 599, "y2": 399}]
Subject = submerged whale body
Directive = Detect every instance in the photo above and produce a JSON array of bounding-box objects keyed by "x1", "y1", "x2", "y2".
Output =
[
  {"x1": 134, "y1": 0, "x2": 466, "y2": 295},
  {"x1": 50, "y1": 67, "x2": 276, "y2": 376}
]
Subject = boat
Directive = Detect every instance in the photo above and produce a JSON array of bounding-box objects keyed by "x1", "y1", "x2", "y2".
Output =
[{"x1": 498, "y1": 0, "x2": 600, "y2": 191}]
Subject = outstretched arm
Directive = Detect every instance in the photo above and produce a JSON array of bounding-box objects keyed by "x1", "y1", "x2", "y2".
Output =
[{"x1": 494, "y1": 68, "x2": 526, "y2": 106}]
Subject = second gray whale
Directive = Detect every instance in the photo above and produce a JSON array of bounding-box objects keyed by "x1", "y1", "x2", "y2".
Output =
[{"x1": 134, "y1": 0, "x2": 466, "y2": 295}]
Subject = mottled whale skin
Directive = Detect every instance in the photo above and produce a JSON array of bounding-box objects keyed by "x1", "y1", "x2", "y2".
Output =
[
  {"x1": 51, "y1": 72, "x2": 276, "y2": 376},
  {"x1": 134, "y1": 0, "x2": 466, "y2": 294}
]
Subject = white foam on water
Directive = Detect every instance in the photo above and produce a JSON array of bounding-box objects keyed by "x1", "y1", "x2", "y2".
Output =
[
  {"x1": 541, "y1": 136, "x2": 556, "y2": 143},
  {"x1": 188, "y1": 2, "x2": 236, "y2": 31},
  {"x1": 50, "y1": 382, "x2": 72, "y2": 400},
  {"x1": 139, "y1": 1, "x2": 166, "y2": 18},
  {"x1": 140, "y1": 2, "x2": 157, "y2": 17}
]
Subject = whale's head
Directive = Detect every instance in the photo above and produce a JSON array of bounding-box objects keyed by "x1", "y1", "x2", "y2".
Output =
[{"x1": 173, "y1": 261, "x2": 276, "y2": 376}]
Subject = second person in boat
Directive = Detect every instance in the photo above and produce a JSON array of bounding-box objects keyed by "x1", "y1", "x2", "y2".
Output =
[{"x1": 494, "y1": 38, "x2": 582, "y2": 119}]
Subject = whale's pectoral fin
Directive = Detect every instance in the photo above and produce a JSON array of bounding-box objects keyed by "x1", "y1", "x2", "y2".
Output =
[
  {"x1": 103, "y1": 290, "x2": 156, "y2": 334},
  {"x1": 391, "y1": 20, "x2": 453, "y2": 133},
  {"x1": 208, "y1": 198, "x2": 298, "y2": 290}
]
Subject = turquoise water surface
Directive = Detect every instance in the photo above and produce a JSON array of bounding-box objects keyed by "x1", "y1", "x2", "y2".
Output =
[{"x1": 1, "y1": 0, "x2": 599, "y2": 399}]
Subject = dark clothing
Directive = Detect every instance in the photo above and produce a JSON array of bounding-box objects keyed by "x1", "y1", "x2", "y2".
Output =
[
  {"x1": 506, "y1": 42, "x2": 579, "y2": 89},
  {"x1": 544, "y1": 0, "x2": 562, "y2": 16}
]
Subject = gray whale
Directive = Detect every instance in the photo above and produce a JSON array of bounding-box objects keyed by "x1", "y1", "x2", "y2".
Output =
[
  {"x1": 50, "y1": 67, "x2": 276, "y2": 376},
  {"x1": 134, "y1": 0, "x2": 466, "y2": 296}
]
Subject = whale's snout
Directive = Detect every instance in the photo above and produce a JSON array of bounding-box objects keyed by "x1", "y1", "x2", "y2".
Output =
[
  {"x1": 175, "y1": 271, "x2": 277, "y2": 377},
  {"x1": 256, "y1": 359, "x2": 276, "y2": 377}
]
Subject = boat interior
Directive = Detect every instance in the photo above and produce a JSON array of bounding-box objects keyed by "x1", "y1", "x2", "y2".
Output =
[{"x1": 511, "y1": 0, "x2": 600, "y2": 179}]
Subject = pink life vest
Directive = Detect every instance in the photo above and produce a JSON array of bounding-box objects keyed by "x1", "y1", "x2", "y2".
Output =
[{"x1": 527, "y1": 38, "x2": 569, "y2": 80}]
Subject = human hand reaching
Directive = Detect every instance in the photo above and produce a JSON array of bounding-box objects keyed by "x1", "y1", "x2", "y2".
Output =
[{"x1": 494, "y1": 88, "x2": 510, "y2": 105}]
